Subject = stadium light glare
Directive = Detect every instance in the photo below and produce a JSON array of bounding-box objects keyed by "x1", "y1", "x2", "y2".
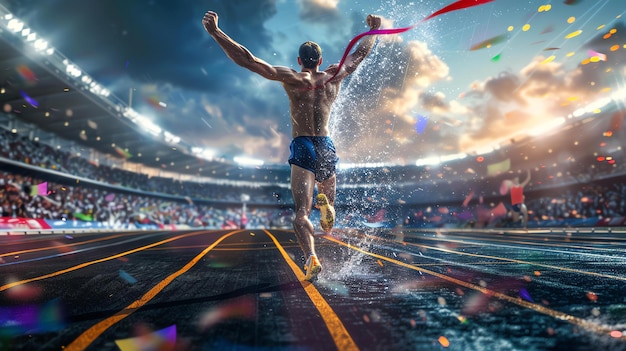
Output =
[
  {"x1": 528, "y1": 117, "x2": 565, "y2": 136},
  {"x1": 586, "y1": 97, "x2": 611, "y2": 114},
  {"x1": 416, "y1": 156, "x2": 442, "y2": 167},
  {"x1": 164, "y1": 131, "x2": 181, "y2": 144},
  {"x1": 45, "y1": 48, "x2": 54, "y2": 55},
  {"x1": 65, "y1": 63, "x2": 81, "y2": 77},
  {"x1": 20, "y1": 28, "x2": 30, "y2": 36},
  {"x1": 234, "y1": 156, "x2": 264, "y2": 167},
  {"x1": 611, "y1": 87, "x2": 626, "y2": 102},
  {"x1": 7, "y1": 18, "x2": 23, "y2": 32},
  {"x1": 4, "y1": 14, "x2": 13, "y2": 20},
  {"x1": 33, "y1": 38, "x2": 48, "y2": 51}
]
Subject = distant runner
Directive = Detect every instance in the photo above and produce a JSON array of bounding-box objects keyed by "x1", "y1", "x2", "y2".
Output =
[{"x1": 510, "y1": 169, "x2": 531, "y2": 229}]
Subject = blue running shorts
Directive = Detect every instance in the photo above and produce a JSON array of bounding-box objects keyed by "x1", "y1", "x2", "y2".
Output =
[{"x1": 288, "y1": 136, "x2": 339, "y2": 182}]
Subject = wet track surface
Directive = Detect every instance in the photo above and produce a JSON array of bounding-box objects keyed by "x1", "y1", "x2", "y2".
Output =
[{"x1": 2, "y1": 228, "x2": 626, "y2": 351}]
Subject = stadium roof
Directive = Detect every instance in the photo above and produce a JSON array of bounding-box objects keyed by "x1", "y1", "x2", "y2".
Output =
[{"x1": 0, "y1": 17, "x2": 292, "y2": 184}]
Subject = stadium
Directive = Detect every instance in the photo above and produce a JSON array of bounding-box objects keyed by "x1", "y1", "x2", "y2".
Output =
[{"x1": 2, "y1": 1, "x2": 626, "y2": 350}]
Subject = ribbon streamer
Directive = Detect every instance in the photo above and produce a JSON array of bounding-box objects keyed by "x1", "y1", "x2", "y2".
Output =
[{"x1": 325, "y1": 0, "x2": 495, "y2": 85}]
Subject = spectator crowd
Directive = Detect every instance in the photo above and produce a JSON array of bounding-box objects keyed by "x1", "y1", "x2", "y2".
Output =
[{"x1": 2, "y1": 127, "x2": 626, "y2": 230}]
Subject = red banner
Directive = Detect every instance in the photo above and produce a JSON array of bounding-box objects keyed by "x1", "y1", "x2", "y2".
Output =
[{"x1": 0, "y1": 217, "x2": 52, "y2": 230}]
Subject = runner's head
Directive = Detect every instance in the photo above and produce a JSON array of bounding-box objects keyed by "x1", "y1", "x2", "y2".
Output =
[{"x1": 299, "y1": 41, "x2": 322, "y2": 69}]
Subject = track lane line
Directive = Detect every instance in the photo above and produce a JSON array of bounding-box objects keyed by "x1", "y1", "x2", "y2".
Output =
[
  {"x1": 0, "y1": 230, "x2": 212, "y2": 292},
  {"x1": 0, "y1": 232, "x2": 143, "y2": 258},
  {"x1": 322, "y1": 234, "x2": 626, "y2": 341},
  {"x1": 263, "y1": 229, "x2": 359, "y2": 351},
  {"x1": 360, "y1": 231, "x2": 626, "y2": 282},
  {"x1": 64, "y1": 229, "x2": 244, "y2": 351}
]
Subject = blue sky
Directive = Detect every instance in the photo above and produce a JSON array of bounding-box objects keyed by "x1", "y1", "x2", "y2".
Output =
[{"x1": 3, "y1": 0, "x2": 626, "y2": 166}]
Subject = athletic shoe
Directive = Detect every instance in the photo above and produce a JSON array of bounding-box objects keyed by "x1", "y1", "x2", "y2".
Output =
[
  {"x1": 316, "y1": 194, "x2": 335, "y2": 233},
  {"x1": 303, "y1": 255, "x2": 322, "y2": 282}
]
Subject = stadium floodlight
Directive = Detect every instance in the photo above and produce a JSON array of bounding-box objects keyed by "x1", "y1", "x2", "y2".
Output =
[
  {"x1": 528, "y1": 117, "x2": 565, "y2": 136},
  {"x1": 586, "y1": 97, "x2": 612, "y2": 114},
  {"x1": 191, "y1": 147, "x2": 217, "y2": 160},
  {"x1": 234, "y1": 156, "x2": 264, "y2": 167},
  {"x1": 164, "y1": 131, "x2": 181, "y2": 144},
  {"x1": 416, "y1": 156, "x2": 442, "y2": 166},
  {"x1": 33, "y1": 38, "x2": 48, "y2": 51},
  {"x1": 45, "y1": 48, "x2": 54, "y2": 55},
  {"x1": 572, "y1": 108, "x2": 585, "y2": 118},
  {"x1": 20, "y1": 28, "x2": 30, "y2": 36},
  {"x1": 611, "y1": 87, "x2": 626, "y2": 102},
  {"x1": 65, "y1": 63, "x2": 81, "y2": 78},
  {"x1": 134, "y1": 113, "x2": 162, "y2": 137},
  {"x1": 4, "y1": 14, "x2": 13, "y2": 20},
  {"x1": 440, "y1": 153, "x2": 467, "y2": 163},
  {"x1": 7, "y1": 18, "x2": 24, "y2": 33}
]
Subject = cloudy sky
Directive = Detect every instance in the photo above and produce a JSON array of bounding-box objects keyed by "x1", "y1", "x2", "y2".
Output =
[{"x1": 3, "y1": 0, "x2": 625, "y2": 166}]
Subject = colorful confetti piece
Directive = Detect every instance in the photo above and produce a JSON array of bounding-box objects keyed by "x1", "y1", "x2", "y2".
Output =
[
  {"x1": 438, "y1": 336, "x2": 450, "y2": 347},
  {"x1": 565, "y1": 30, "x2": 583, "y2": 39},
  {"x1": 20, "y1": 90, "x2": 39, "y2": 108},
  {"x1": 414, "y1": 115, "x2": 429, "y2": 134},
  {"x1": 469, "y1": 33, "x2": 508, "y2": 51},
  {"x1": 16, "y1": 64, "x2": 37, "y2": 83},
  {"x1": 115, "y1": 325, "x2": 176, "y2": 351},
  {"x1": 325, "y1": 0, "x2": 495, "y2": 84},
  {"x1": 119, "y1": 270, "x2": 138, "y2": 284},
  {"x1": 541, "y1": 55, "x2": 556, "y2": 64}
]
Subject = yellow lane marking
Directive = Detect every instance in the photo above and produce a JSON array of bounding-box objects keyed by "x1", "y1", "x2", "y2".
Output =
[
  {"x1": 0, "y1": 232, "x2": 140, "y2": 258},
  {"x1": 363, "y1": 232, "x2": 626, "y2": 282},
  {"x1": 415, "y1": 231, "x2": 626, "y2": 253},
  {"x1": 65, "y1": 230, "x2": 243, "y2": 351},
  {"x1": 0, "y1": 230, "x2": 211, "y2": 292},
  {"x1": 323, "y1": 234, "x2": 626, "y2": 340},
  {"x1": 263, "y1": 229, "x2": 359, "y2": 351},
  {"x1": 148, "y1": 245, "x2": 301, "y2": 251}
]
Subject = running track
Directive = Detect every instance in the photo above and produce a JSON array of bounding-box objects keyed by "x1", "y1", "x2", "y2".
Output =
[{"x1": 2, "y1": 228, "x2": 626, "y2": 350}]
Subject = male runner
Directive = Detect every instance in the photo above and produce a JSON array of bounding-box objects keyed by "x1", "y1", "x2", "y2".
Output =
[
  {"x1": 510, "y1": 169, "x2": 531, "y2": 229},
  {"x1": 203, "y1": 11, "x2": 381, "y2": 281}
]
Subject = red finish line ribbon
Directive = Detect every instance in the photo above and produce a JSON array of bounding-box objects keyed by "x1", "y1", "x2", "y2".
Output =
[{"x1": 325, "y1": 0, "x2": 495, "y2": 85}]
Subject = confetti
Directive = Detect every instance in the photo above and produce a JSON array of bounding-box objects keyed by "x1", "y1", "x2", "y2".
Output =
[
  {"x1": 586, "y1": 291, "x2": 598, "y2": 302},
  {"x1": 541, "y1": 55, "x2": 556, "y2": 64},
  {"x1": 20, "y1": 90, "x2": 39, "y2": 108},
  {"x1": 30, "y1": 182, "x2": 48, "y2": 196},
  {"x1": 325, "y1": 0, "x2": 495, "y2": 84},
  {"x1": 519, "y1": 288, "x2": 534, "y2": 302},
  {"x1": 414, "y1": 115, "x2": 429, "y2": 134},
  {"x1": 565, "y1": 30, "x2": 583, "y2": 39},
  {"x1": 438, "y1": 336, "x2": 450, "y2": 347},
  {"x1": 115, "y1": 325, "x2": 176, "y2": 351},
  {"x1": 119, "y1": 270, "x2": 138, "y2": 284},
  {"x1": 588, "y1": 50, "x2": 607, "y2": 61},
  {"x1": 16, "y1": 64, "x2": 37, "y2": 83},
  {"x1": 469, "y1": 33, "x2": 508, "y2": 51}
]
